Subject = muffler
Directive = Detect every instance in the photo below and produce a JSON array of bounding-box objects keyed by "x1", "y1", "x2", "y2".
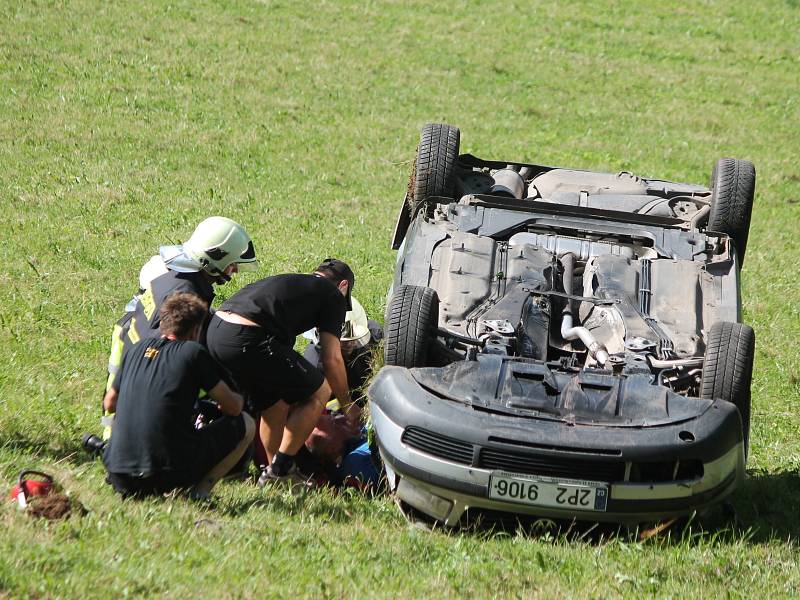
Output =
[{"x1": 490, "y1": 169, "x2": 525, "y2": 199}]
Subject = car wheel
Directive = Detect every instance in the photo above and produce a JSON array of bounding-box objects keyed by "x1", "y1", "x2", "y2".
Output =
[
  {"x1": 700, "y1": 321, "x2": 755, "y2": 457},
  {"x1": 409, "y1": 123, "x2": 460, "y2": 216},
  {"x1": 384, "y1": 285, "x2": 439, "y2": 368},
  {"x1": 708, "y1": 158, "x2": 756, "y2": 266}
]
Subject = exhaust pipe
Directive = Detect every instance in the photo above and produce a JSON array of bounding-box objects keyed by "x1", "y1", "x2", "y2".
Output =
[
  {"x1": 689, "y1": 204, "x2": 710, "y2": 229},
  {"x1": 559, "y1": 252, "x2": 609, "y2": 366},
  {"x1": 490, "y1": 169, "x2": 525, "y2": 199}
]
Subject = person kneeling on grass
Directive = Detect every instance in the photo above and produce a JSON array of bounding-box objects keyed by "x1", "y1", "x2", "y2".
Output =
[
  {"x1": 102, "y1": 292, "x2": 255, "y2": 499},
  {"x1": 206, "y1": 259, "x2": 358, "y2": 487}
]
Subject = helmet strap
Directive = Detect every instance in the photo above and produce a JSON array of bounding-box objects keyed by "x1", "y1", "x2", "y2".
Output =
[{"x1": 199, "y1": 258, "x2": 231, "y2": 283}]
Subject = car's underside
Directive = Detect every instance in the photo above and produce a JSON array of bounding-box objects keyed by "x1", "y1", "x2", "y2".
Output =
[
  {"x1": 371, "y1": 124, "x2": 755, "y2": 526},
  {"x1": 398, "y1": 170, "x2": 740, "y2": 396}
]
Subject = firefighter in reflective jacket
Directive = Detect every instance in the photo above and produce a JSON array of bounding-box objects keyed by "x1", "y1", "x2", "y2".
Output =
[{"x1": 102, "y1": 217, "x2": 258, "y2": 438}]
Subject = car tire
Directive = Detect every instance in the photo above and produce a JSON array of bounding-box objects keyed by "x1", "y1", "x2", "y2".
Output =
[
  {"x1": 708, "y1": 158, "x2": 756, "y2": 266},
  {"x1": 409, "y1": 123, "x2": 460, "y2": 216},
  {"x1": 700, "y1": 321, "x2": 755, "y2": 457},
  {"x1": 384, "y1": 285, "x2": 439, "y2": 368}
]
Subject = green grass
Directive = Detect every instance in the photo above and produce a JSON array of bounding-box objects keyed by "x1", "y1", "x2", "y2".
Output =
[{"x1": 1, "y1": 0, "x2": 799, "y2": 596}]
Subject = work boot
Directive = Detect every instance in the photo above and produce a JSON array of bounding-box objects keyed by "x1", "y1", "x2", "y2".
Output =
[{"x1": 257, "y1": 465, "x2": 316, "y2": 490}]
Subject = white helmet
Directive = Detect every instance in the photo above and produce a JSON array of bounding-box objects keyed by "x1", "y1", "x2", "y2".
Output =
[
  {"x1": 302, "y1": 296, "x2": 371, "y2": 352},
  {"x1": 160, "y1": 217, "x2": 257, "y2": 280},
  {"x1": 341, "y1": 297, "x2": 371, "y2": 350}
]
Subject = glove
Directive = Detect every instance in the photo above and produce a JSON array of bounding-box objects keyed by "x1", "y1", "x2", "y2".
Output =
[{"x1": 101, "y1": 411, "x2": 114, "y2": 441}]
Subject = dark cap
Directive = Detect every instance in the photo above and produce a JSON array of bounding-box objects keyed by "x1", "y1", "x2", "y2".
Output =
[{"x1": 315, "y1": 258, "x2": 355, "y2": 310}]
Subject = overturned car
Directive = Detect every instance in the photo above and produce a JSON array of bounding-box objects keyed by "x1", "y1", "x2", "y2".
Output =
[{"x1": 369, "y1": 123, "x2": 756, "y2": 527}]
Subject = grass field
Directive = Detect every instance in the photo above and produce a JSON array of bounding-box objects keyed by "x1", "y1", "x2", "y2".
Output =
[{"x1": 1, "y1": 0, "x2": 799, "y2": 596}]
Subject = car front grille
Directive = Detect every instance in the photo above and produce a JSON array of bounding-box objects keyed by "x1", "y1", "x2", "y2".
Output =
[
  {"x1": 400, "y1": 428, "x2": 653, "y2": 484},
  {"x1": 478, "y1": 447, "x2": 625, "y2": 482},
  {"x1": 401, "y1": 427, "x2": 474, "y2": 465}
]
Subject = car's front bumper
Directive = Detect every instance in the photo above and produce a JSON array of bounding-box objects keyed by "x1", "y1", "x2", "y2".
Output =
[{"x1": 369, "y1": 366, "x2": 745, "y2": 526}]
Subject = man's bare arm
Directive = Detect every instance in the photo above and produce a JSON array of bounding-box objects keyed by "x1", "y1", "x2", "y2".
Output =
[
  {"x1": 319, "y1": 331, "x2": 355, "y2": 418},
  {"x1": 103, "y1": 388, "x2": 118, "y2": 413},
  {"x1": 207, "y1": 380, "x2": 245, "y2": 416}
]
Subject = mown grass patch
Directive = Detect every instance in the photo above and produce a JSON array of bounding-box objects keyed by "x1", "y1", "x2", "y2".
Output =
[{"x1": 1, "y1": 0, "x2": 799, "y2": 596}]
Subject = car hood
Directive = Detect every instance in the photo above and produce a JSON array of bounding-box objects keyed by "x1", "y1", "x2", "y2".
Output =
[{"x1": 410, "y1": 355, "x2": 713, "y2": 427}]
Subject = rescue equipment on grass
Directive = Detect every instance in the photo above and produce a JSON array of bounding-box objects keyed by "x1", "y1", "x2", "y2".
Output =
[{"x1": 9, "y1": 470, "x2": 55, "y2": 509}]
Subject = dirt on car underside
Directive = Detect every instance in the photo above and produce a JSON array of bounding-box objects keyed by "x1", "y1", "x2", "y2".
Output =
[{"x1": 410, "y1": 355, "x2": 714, "y2": 427}]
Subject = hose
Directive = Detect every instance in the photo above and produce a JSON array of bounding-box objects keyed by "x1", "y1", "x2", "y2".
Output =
[
  {"x1": 647, "y1": 356, "x2": 703, "y2": 369},
  {"x1": 559, "y1": 252, "x2": 609, "y2": 366},
  {"x1": 689, "y1": 205, "x2": 710, "y2": 229}
]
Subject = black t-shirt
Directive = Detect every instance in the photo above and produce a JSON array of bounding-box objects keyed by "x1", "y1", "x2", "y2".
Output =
[
  {"x1": 220, "y1": 274, "x2": 346, "y2": 346},
  {"x1": 130, "y1": 270, "x2": 215, "y2": 341},
  {"x1": 103, "y1": 338, "x2": 222, "y2": 475}
]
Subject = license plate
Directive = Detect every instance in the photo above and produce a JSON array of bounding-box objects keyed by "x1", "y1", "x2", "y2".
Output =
[{"x1": 488, "y1": 471, "x2": 608, "y2": 512}]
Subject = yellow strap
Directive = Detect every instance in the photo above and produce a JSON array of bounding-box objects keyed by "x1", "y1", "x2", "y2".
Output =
[
  {"x1": 140, "y1": 287, "x2": 156, "y2": 320},
  {"x1": 107, "y1": 325, "x2": 124, "y2": 370},
  {"x1": 101, "y1": 412, "x2": 114, "y2": 441},
  {"x1": 127, "y1": 318, "x2": 140, "y2": 344},
  {"x1": 105, "y1": 372, "x2": 116, "y2": 393}
]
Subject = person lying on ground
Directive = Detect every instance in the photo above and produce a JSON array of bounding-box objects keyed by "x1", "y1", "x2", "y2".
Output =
[
  {"x1": 102, "y1": 292, "x2": 255, "y2": 499},
  {"x1": 206, "y1": 258, "x2": 357, "y2": 487},
  {"x1": 301, "y1": 411, "x2": 382, "y2": 491}
]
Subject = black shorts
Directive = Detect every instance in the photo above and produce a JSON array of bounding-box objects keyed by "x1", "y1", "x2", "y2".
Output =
[
  {"x1": 107, "y1": 414, "x2": 246, "y2": 497},
  {"x1": 206, "y1": 316, "x2": 325, "y2": 413}
]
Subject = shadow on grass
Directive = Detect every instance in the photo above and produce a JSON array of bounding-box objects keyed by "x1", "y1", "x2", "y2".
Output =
[
  {"x1": 216, "y1": 488, "x2": 366, "y2": 523},
  {"x1": 0, "y1": 433, "x2": 97, "y2": 469},
  {"x1": 725, "y1": 469, "x2": 800, "y2": 542},
  {"x1": 4, "y1": 433, "x2": 797, "y2": 546}
]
